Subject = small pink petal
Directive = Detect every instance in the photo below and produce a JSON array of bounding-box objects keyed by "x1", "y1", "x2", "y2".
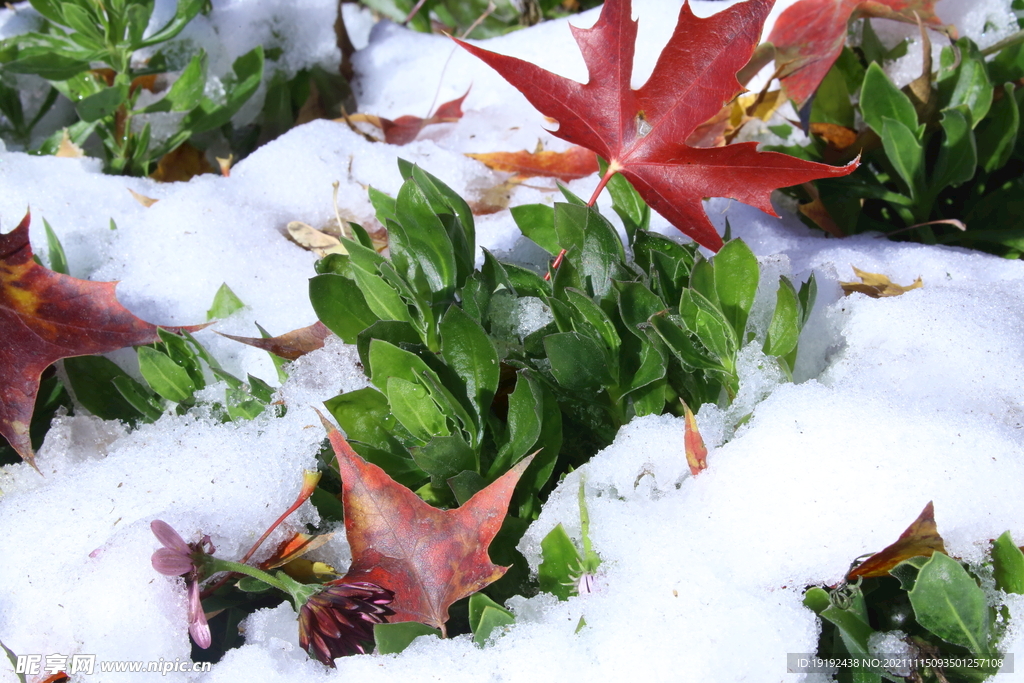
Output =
[
  {"x1": 151, "y1": 520, "x2": 190, "y2": 554},
  {"x1": 188, "y1": 581, "x2": 212, "y2": 649},
  {"x1": 152, "y1": 548, "x2": 194, "y2": 576}
]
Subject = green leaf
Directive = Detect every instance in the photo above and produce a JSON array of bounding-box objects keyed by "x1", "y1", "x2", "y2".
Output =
[
  {"x1": 206, "y1": 282, "x2": 245, "y2": 320},
  {"x1": 564, "y1": 288, "x2": 620, "y2": 354},
  {"x1": 137, "y1": 346, "x2": 195, "y2": 404},
  {"x1": 63, "y1": 355, "x2": 143, "y2": 422},
  {"x1": 33, "y1": 120, "x2": 98, "y2": 156},
  {"x1": 391, "y1": 178, "x2": 458, "y2": 303},
  {"x1": 373, "y1": 622, "x2": 441, "y2": 654},
  {"x1": 764, "y1": 276, "x2": 800, "y2": 358},
  {"x1": 42, "y1": 219, "x2": 68, "y2": 275},
  {"x1": 448, "y1": 469, "x2": 487, "y2": 505},
  {"x1": 74, "y1": 84, "x2": 127, "y2": 123},
  {"x1": 552, "y1": 201, "x2": 587, "y2": 254},
  {"x1": 138, "y1": 0, "x2": 204, "y2": 47},
  {"x1": 810, "y1": 61, "x2": 855, "y2": 128},
  {"x1": 908, "y1": 553, "x2": 989, "y2": 654},
  {"x1": 938, "y1": 38, "x2": 993, "y2": 127},
  {"x1": 236, "y1": 576, "x2": 272, "y2": 592},
  {"x1": 578, "y1": 205, "x2": 626, "y2": 300},
  {"x1": 58, "y1": 4, "x2": 104, "y2": 46},
  {"x1": 405, "y1": 164, "x2": 475, "y2": 285},
  {"x1": 976, "y1": 83, "x2": 1020, "y2": 173},
  {"x1": 650, "y1": 312, "x2": 720, "y2": 372},
  {"x1": 679, "y1": 289, "x2": 736, "y2": 367},
  {"x1": 930, "y1": 106, "x2": 977, "y2": 195},
  {"x1": 992, "y1": 531, "x2": 1024, "y2": 595},
  {"x1": 511, "y1": 203, "x2": 558, "y2": 254},
  {"x1": 713, "y1": 239, "x2": 758, "y2": 341},
  {"x1": 468, "y1": 592, "x2": 515, "y2": 646},
  {"x1": 126, "y1": 2, "x2": 154, "y2": 46},
  {"x1": 28, "y1": 0, "x2": 67, "y2": 25},
  {"x1": 880, "y1": 117, "x2": 925, "y2": 200},
  {"x1": 349, "y1": 265, "x2": 414, "y2": 324},
  {"x1": 141, "y1": 50, "x2": 206, "y2": 113},
  {"x1": 387, "y1": 376, "x2": 449, "y2": 443},
  {"x1": 309, "y1": 273, "x2": 379, "y2": 343},
  {"x1": 440, "y1": 305, "x2": 499, "y2": 421},
  {"x1": 616, "y1": 281, "x2": 666, "y2": 341},
  {"x1": 860, "y1": 62, "x2": 920, "y2": 138},
  {"x1": 538, "y1": 523, "x2": 583, "y2": 600},
  {"x1": 544, "y1": 331, "x2": 613, "y2": 391},
  {"x1": 184, "y1": 45, "x2": 264, "y2": 134},
  {"x1": 411, "y1": 433, "x2": 477, "y2": 484},
  {"x1": 355, "y1": 320, "x2": 421, "y2": 370},
  {"x1": 111, "y1": 374, "x2": 164, "y2": 422},
  {"x1": 490, "y1": 371, "x2": 543, "y2": 477}
]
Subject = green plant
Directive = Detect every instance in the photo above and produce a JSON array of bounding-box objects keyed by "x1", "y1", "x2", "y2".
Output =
[
  {"x1": 357, "y1": 0, "x2": 602, "y2": 39},
  {"x1": 775, "y1": 22, "x2": 1024, "y2": 256},
  {"x1": 803, "y1": 536, "x2": 1024, "y2": 683},
  {"x1": 308, "y1": 160, "x2": 816, "y2": 601},
  {"x1": 0, "y1": 0, "x2": 264, "y2": 174}
]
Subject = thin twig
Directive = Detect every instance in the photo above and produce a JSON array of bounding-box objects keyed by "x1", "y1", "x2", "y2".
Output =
[{"x1": 459, "y1": 1, "x2": 495, "y2": 39}]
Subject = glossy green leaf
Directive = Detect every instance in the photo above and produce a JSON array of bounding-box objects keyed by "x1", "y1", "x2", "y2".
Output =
[
  {"x1": 206, "y1": 282, "x2": 245, "y2": 320},
  {"x1": 111, "y1": 375, "x2": 164, "y2": 422},
  {"x1": 138, "y1": 0, "x2": 204, "y2": 47},
  {"x1": 138, "y1": 346, "x2": 194, "y2": 404},
  {"x1": 544, "y1": 331, "x2": 613, "y2": 391},
  {"x1": 141, "y1": 50, "x2": 206, "y2": 113},
  {"x1": 992, "y1": 531, "x2": 1024, "y2": 595},
  {"x1": 411, "y1": 434, "x2": 476, "y2": 483},
  {"x1": 468, "y1": 593, "x2": 515, "y2": 646},
  {"x1": 63, "y1": 355, "x2": 143, "y2": 422},
  {"x1": 373, "y1": 622, "x2": 441, "y2": 654},
  {"x1": 909, "y1": 552, "x2": 989, "y2": 654},
  {"x1": 59, "y1": 4, "x2": 104, "y2": 45},
  {"x1": 184, "y1": 46, "x2": 264, "y2": 134},
  {"x1": 490, "y1": 371, "x2": 543, "y2": 477},
  {"x1": 28, "y1": 0, "x2": 66, "y2": 24},
  {"x1": 392, "y1": 179, "x2": 457, "y2": 302},
  {"x1": 713, "y1": 239, "x2": 758, "y2": 340},
  {"x1": 650, "y1": 312, "x2": 719, "y2": 371},
  {"x1": 616, "y1": 281, "x2": 666, "y2": 341},
  {"x1": 126, "y1": 2, "x2": 154, "y2": 46},
  {"x1": 309, "y1": 273, "x2": 379, "y2": 343},
  {"x1": 938, "y1": 38, "x2": 993, "y2": 127},
  {"x1": 688, "y1": 256, "x2": 717, "y2": 306},
  {"x1": 861, "y1": 62, "x2": 920, "y2": 138},
  {"x1": 42, "y1": 219, "x2": 68, "y2": 275},
  {"x1": 406, "y1": 164, "x2": 476, "y2": 287},
  {"x1": 552, "y1": 201, "x2": 587, "y2": 254},
  {"x1": 538, "y1": 523, "x2": 583, "y2": 601},
  {"x1": 355, "y1": 320, "x2": 421, "y2": 370},
  {"x1": 3, "y1": 48, "x2": 94, "y2": 80},
  {"x1": 764, "y1": 276, "x2": 800, "y2": 358},
  {"x1": 349, "y1": 265, "x2": 413, "y2": 324},
  {"x1": 440, "y1": 305, "x2": 499, "y2": 421},
  {"x1": 386, "y1": 376, "x2": 449, "y2": 443},
  {"x1": 600, "y1": 157, "x2": 650, "y2": 241},
  {"x1": 976, "y1": 83, "x2": 1020, "y2": 173},
  {"x1": 679, "y1": 289, "x2": 736, "y2": 366},
  {"x1": 564, "y1": 288, "x2": 621, "y2": 354},
  {"x1": 810, "y1": 61, "x2": 855, "y2": 128},
  {"x1": 880, "y1": 117, "x2": 925, "y2": 199},
  {"x1": 75, "y1": 84, "x2": 127, "y2": 123},
  {"x1": 448, "y1": 469, "x2": 487, "y2": 505},
  {"x1": 511, "y1": 203, "x2": 558, "y2": 254},
  {"x1": 931, "y1": 106, "x2": 977, "y2": 194}
]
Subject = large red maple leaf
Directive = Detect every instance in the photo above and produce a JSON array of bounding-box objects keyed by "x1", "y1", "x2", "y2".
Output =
[
  {"x1": 456, "y1": 0, "x2": 858, "y2": 252},
  {"x1": 320, "y1": 415, "x2": 531, "y2": 635},
  {"x1": 768, "y1": 0, "x2": 950, "y2": 107},
  {"x1": 0, "y1": 213, "x2": 200, "y2": 469}
]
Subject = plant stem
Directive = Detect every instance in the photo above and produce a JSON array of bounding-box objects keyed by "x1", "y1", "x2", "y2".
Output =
[{"x1": 981, "y1": 28, "x2": 1024, "y2": 57}]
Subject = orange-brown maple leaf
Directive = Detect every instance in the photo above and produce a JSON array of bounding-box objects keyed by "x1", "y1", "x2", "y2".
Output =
[
  {"x1": 0, "y1": 213, "x2": 201, "y2": 467},
  {"x1": 347, "y1": 90, "x2": 469, "y2": 145},
  {"x1": 768, "y1": 0, "x2": 950, "y2": 107},
  {"x1": 456, "y1": 0, "x2": 858, "y2": 252},
  {"x1": 219, "y1": 321, "x2": 331, "y2": 361},
  {"x1": 466, "y1": 145, "x2": 599, "y2": 182},
  {"x1": 321, "y1": 416, "x2": 531, "y2": 635},
  {"x1": 847, "y1": 501, "x2": 946, "y2": 580}
]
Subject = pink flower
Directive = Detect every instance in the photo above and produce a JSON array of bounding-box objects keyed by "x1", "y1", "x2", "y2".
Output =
[
  {"x1": 151, "y1": 520, "x2": 215, "y2": 649},
  {"x1": 298, "y1": 581, "x2": 394, "y2": 666}
]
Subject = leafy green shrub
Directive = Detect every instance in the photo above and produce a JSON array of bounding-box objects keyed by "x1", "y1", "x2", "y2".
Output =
[
  {"x1": 775, "y1": 25, "x2": 1024, "y2": 257},
  {"x1": 0, "y1": 0, "x2": 264, "y2": 175},
  {"x1": 310, "y1": 161, "x2": 816, "y2": 539}
]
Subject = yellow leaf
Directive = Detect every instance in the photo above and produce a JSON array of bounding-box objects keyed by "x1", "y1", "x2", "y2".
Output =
[{"x1": 840, "y1": 267, "x2": 922, "y2": 298}]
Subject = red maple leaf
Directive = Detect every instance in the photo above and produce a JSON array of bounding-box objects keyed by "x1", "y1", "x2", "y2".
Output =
[
  {"x1": 768, "y1": 0, "x2": 950, "y2": 107},
  {"x1": 320, "y1": 414, "x2": 531, "y2": 635},
  {"x1": 0, "y1": 213, "x2": 201, "y2": 468},
  {"x1": 456, "y1": 0, "x2": 858, "y2": 252}
]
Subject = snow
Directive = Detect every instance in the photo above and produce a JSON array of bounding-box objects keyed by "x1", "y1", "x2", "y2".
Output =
[{"x1": 2, "y1": 0, "x2": 1024, "y2": 681}]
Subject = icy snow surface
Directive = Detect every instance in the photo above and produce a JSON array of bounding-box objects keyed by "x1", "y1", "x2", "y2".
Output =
[{"x1": 2, "y1": 0, "x2": 1024, "y2": 681}]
